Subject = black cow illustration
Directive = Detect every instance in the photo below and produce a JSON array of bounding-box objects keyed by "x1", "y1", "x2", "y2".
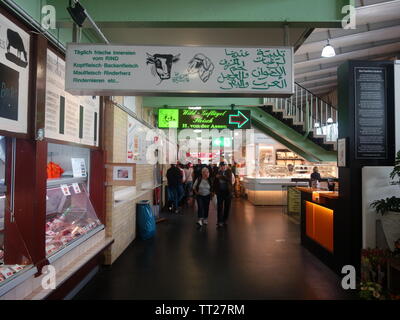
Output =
[
  {"x1": 146, "y1": 53, "x2": 180, "y2": 82},
  {"x1": 187, "y1": 53, "x2": 214, "y2": 82},
  {"x1": 6, "y1": 29, "x2": 28, "y2": 68}
]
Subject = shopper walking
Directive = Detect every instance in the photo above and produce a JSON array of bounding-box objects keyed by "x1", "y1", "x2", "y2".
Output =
[
  {"x1": 193, "y1": 167, "x2": 214, "y2": 227},
  {"x1": 178, "y1": 163, "x2": 186, "y2": 206},
  {"x1": 183, "y1": 163, "x2": 194, "y2": 204},
  {"x1": 214, "y1": 162, "x2": 235, "y2": 228},
  {"x1": 166, "y1": 164, "x2": 183, "y2": 213},
  {"x1": 193, "y1": 159, "x2": 206, "y2": 182}
]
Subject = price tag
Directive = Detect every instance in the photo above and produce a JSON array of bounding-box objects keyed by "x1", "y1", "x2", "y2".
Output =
[
  {"x1": 60, "y1": 184, "x2": 71, "y2": 196},
  {"x1": 72, "y1": 183, "x2": 81, "y2": 194},
  {"x1": 10, "y1": 265, "x2": 23, "y2": 273},
  {"x1": 71, "y1": 158, "x2": 87, "y2": 178},
  {"x1": 0, "y1": 267, "x2": 14, "y2": 279}
]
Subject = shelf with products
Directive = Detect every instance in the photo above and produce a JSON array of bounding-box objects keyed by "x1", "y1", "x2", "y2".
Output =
[{"x1": 276, "y1": 149, "x2": 302, "y2": 160}]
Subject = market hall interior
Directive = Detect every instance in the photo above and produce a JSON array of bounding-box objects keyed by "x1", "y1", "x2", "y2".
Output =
[{"x1": 0, "y1": 0, "x2": 400, "y2": 301}]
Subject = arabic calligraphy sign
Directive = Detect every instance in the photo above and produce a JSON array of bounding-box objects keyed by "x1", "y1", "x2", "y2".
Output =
[{"x1": 66, "y1": 44, "x2": 293, "y2": 97}]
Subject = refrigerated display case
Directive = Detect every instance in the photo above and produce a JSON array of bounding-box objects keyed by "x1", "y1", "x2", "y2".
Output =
[
  {"x1": 46, "y1": 180, "x2": 102, "y2": 257},
  {"x1": 45, "y1": 143, "x2": 104, "y2": 258},
  {"x1": 0, "y1": 136, "x2": 33, "y2": 286}
]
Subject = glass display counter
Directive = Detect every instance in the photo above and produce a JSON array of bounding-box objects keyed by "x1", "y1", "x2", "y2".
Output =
[
  {"x1": 46, "y1": 181, "x2": 102, "y2": 257},
  {"x1": 0, "y1": 136, "x2": 33, "y2": 287},
  {"x1": 243, "y1": 177, "x2": 309, "y2": 205}
]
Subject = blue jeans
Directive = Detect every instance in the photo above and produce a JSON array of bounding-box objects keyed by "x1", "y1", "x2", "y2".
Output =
[{"x1": 168, "y1": 186, "x2": 179, "y2": 210}]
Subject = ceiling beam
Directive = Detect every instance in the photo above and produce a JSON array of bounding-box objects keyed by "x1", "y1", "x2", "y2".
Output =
[
  {"x1": 295, "y1": 40, "x2": 400, "y2": 67},
  {"x1": 295, "y1": 49, "x2": 400, "y2": 77},
  {"x1": 297, "y1": 76, "x2": 337, "y2": 87},
  {"x1": 296, "y1": 23, "x2": 400, "y2": 56},
  {"x1": 53, "y1": 0, "x2": 350, "y2": 28}
]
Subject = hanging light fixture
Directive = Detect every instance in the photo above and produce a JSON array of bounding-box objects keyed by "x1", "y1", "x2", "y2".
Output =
[{"x1": 321, "y1": 39, "x2": 336, "y2": 58}]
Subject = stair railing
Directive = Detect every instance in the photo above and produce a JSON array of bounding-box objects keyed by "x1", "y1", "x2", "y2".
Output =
[{"x1": 263, "y1": 82, "x2": 338, "y2": 142}]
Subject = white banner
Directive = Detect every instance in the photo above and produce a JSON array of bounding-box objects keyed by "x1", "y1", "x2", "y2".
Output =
[
  {"x1": 0, "y1": 13, "x2": 30, "y2": 133},
  {"x1": 46, "y1": 49, "x2": 100, "y2": 146},
  {"x1": 66, "y1": 44, "x2": 293, "y2": 96}
]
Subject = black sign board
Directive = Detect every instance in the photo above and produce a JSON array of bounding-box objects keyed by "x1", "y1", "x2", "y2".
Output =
[
  {"x1": 0, "y1": 62, "x2": 19, "y2": 121},
  {"x1": 354, "y1": 67, "x2": 387, "y2": 159},
  {"x1": 158, "y1": 109, "x2": 251, "y2": 130}
]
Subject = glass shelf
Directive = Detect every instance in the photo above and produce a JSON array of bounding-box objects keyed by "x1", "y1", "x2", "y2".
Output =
[{"x1": 47, "y1": 176, "x2": 87, "y2": 188}]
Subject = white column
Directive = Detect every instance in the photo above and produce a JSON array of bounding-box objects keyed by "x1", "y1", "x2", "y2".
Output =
[{"x1": 395, "y1": 61, "x2": 400, "y2": 152}]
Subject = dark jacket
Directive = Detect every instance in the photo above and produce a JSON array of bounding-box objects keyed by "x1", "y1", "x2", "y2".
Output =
[
  {"x1": 213, "y1": 169, "x2": 234, "y2": 194},
  {"x1": 167, "y1": 166, "x2": 183, "y2": 187},
  {"x1": 310, "y1": 172, "x2": 322, "y2": 181}
]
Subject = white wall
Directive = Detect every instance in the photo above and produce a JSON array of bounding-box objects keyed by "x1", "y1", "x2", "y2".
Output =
[
  {"x1": 395, "y1": 61, "x2": 400, "y2": 152},
  {"x1": 362, "y1": 166, "x2": 398, "y2": 249}
]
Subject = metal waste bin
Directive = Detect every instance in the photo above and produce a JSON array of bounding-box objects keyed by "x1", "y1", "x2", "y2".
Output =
[{"x1": 136, "y1": 200, "x2": 156, "y2": 240}]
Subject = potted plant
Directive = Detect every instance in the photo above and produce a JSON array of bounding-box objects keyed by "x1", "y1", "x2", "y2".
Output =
[
  {"x1": 359, "y1": 249, "x2": 390, "y2": 300},
  {"x1": 371, "y1": 151, "x2": 400, "y2": 252}
]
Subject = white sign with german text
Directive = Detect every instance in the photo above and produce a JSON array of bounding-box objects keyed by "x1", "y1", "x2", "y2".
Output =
[{"x1": 65, "y1": 43, "x2": 294, "y2": 97}]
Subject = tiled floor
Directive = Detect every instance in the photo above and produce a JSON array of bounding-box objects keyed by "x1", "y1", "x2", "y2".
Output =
[{"x1": 74, "y1": 199, "x2": 357, "y2": 300}]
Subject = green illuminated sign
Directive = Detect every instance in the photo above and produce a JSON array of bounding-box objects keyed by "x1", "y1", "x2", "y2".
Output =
[
  {"x1": 212, "y1": 137, "x2": 232, "y2": 147},
  {"x1": 158, "y1": 109, "x2": 179, "y2": 128},
  {"x1": 158, "y1": 109, "x2": 251, "y2": 129}
]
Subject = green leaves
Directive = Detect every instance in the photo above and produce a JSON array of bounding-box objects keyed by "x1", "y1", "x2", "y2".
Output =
[
  {"x1": 389, "y1": 150, "x2": 400, "y2": 181},
  {"x1": 371, "y1": 197, "x2": 400, "y2": 215}
]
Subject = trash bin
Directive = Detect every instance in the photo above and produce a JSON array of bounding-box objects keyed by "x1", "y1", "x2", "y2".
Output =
[{"x1": 136, "y1": 200, "x2": 156, "y2": 240}]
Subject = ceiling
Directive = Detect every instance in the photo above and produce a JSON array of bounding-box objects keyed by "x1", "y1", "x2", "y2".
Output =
[
  {"x1": 294, "y1": 0, "x2": 400, "y2": 97},
  {"x1": 100, "y1": 27, "x2": 311, "y2": 49}
]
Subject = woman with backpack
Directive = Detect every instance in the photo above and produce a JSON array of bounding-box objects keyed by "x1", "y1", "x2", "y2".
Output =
[{"x1": 193, "y1": 167, "x2": 214, "y2": 227}]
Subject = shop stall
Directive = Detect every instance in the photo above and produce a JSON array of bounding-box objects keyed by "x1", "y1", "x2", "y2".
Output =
[
  {"x1": 297, "y1": 187, "x2": 339, "y2": 271},
  {"x1": 0, "y1": 6, "x2": 113, "y2": 299},
  {"x1": 242, "y1": 134, "x2": 338, "y2": 205}
]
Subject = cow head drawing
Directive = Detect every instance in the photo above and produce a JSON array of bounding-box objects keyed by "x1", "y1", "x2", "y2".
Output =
[{"x1": 146, "y1": 53, "x2": 180, "y2": 82}]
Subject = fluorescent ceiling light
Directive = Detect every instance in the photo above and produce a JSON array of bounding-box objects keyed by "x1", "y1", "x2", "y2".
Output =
[
  {"x1": 321, "y1": 41, "x2": 336, "y2": 58},
  {"x1": 189, "y1": 106, "x2": 202, "y2": 110}
]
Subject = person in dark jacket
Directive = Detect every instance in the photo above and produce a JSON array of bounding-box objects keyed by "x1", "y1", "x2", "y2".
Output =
[
  {"x1": 214, "y1": 162, "x2": 235, "y2": 227},
  {"x1": 167, "y1": 164, "x2": 183, "y2": 213},
  {"x1": 310, "y1": 166, "x2": 322, "y2": 188}
]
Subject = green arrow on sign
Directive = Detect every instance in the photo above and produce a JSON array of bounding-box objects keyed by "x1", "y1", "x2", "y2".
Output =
[{"x1": 229, "y1": 111, "x2": 249, "y2": 128}]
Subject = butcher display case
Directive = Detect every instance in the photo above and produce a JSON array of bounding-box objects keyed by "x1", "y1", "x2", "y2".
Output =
[
  {"x1": 45, "y1": 181, "x2": 102, "y2": 257},
  {"x1": 0, "y1": 136, "x2": 33, "y2": 287}
]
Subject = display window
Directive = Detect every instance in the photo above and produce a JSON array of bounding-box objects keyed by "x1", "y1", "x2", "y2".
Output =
[
  {"x1": 0, "y1": 137, "x2": 33, "y2": 286},
  {"x1": 45, "y1": 143, "x2": 103, "y2": 257},
  {"x1": 45, "y1": 182, "x2": 102, "y2": 256}
]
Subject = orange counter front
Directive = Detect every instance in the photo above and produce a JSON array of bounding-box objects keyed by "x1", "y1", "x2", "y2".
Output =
[
  {"x1": 305, "y1": 201, "x2": 334, "y2": 253},
  {"x1": 297, "y1": 187, "x2": 339, "y2": 271}
]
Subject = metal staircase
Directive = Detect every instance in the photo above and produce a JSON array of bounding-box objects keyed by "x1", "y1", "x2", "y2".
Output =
[{"x1": 263, "y1": 83, "x2": 338, "y2": 151}]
